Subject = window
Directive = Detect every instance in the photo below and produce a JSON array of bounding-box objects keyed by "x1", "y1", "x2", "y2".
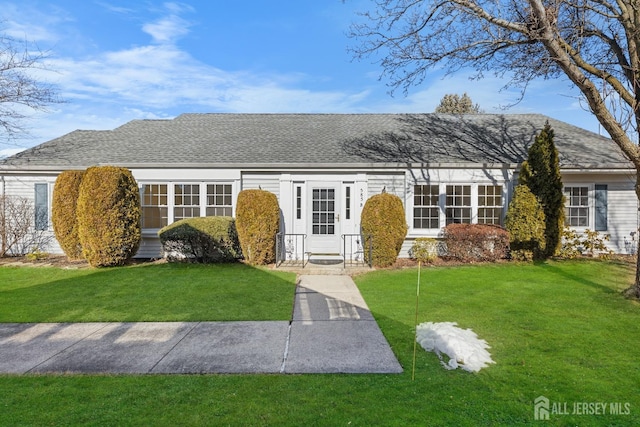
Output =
[
  {"x1": 174, "y1": 184, "x2": 200, "y2": 221},
  {"x1": 414, "y1": 185, "x2": 440, "y2": 229},
  {"x1": 141, "y1": 184, "x2": 168, "y2": 228},
  {"x1": 206, "y1": 184, "x2": 232, "y2": 216},
  {"x1": 34, "y1": 184, "x2": 48, "y2": 231},
  {"x1": 296, "y1": 186, "x2": 302, "y2": 219},
  {"x1": 345, "y1": 186, "x2": 351, "y2": 220},
  {"x1": 478, "y1": 185, "x2": 503, "y2": 225},
  {"x1": 595, "y1": 184, "x2": 608, "y2": 231},
  {"x1": 312, "y1": 188, "x2": 335, "y2": 235},
  {"x1": 446, "y1": 185, "x2": 471, "y2": 224},
  {"x1": 564, "y1": 186, "x2": 589, "y2": 227}
]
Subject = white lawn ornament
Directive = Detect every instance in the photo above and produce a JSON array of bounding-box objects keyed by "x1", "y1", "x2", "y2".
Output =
[{"x1": 416, "y1": 322, "x2": 495, "y2": 372}]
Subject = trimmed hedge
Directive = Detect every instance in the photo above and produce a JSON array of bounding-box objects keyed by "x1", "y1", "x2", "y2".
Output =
[
  {"x1": 442, "y1": 223, "x2": 509, "y2": 262},
  {"x1": 235, "y1": 189, "x2": 280, "y2": 265},
  {"x1": 505, "y1": 185, "x2": 546, "y2": 261},
  {"x1": 77, "y1": 166, "x2": 141, "y2": 267},
  {"x1": 51, "y1": 170, "x2": 85, "y2": 260},
  {"x1": 361, "y1": 192, "x2": 408, "y2": 268},
  {"x1": 158, "y1": 216, "x2": 241, "y2": 263}
]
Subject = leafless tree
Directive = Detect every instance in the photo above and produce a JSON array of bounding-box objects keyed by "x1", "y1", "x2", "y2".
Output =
[
  {"x1": 349, "y1": 0, "x2": 640, "y2": 297},
  {"x1": 0, "y1": 195, "x2": 51, "y2": 256},
  {"x1": 0, "y1": 30, "x2": 60, "y2": 146}
]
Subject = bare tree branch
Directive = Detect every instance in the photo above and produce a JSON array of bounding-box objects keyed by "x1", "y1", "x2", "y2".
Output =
[
  {"x1": 348, "y1": 0, "x2": 640, "y2": 294},
  {"x1": 0, "y1": 30, "x2": 62, "y2": 145}
]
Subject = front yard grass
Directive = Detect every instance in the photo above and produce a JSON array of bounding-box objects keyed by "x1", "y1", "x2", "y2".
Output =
[
  {"x1": 1, "y1": 259, "x2": 639, "y2": 426},
  {"x1": 0, "y1": 263, "x2": 297, "y2": 321}
]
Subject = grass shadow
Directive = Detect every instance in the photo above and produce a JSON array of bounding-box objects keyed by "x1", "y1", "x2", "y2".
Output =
[{"x1": 0, "y1": 263, "x2": 297, "y2": 322}]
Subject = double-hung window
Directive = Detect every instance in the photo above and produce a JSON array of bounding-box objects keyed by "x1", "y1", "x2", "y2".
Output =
[
  {"x1": 174, "y1": 184, "x2": 200, "y2": 221},
  {"x1": 564, "y1": 186, "x2": 589, "y2": 227},
  {"x1": 413, "y1": 185, "x2": 440, "y2": 229},
  {"x1": 206, "y1": 184, "x2": 232, "y2": 216},
  {"x1": 445, "y1": 185, "x2": 471, "y2": 224},
  {"x1": 477, "y1": 185, "x2": 503, "y2": 225},
  {"x1": 140, "y1": 182, "x2": 234, "y2": 228},
  {"x1": 141, "y1": 184, "x2": 168, "y2": 228}
]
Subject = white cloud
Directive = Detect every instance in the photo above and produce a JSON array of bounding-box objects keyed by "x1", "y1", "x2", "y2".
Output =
[
  {"x1": 1, "y1": 2, "x2": 72, "y2": 43},
  {"x1": 142, "y1": 2, "x2": 194, "y2": 44},
  {"x1": 1, "y1": 0, "x2": 604, "y2": 151}
]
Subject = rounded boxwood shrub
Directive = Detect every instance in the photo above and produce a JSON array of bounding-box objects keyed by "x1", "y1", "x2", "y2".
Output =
[
  {"x1": 159, "y1": 216, "x2": 241, "y2": 263},
  {"x1": 77, "y1": 166, "x2": 141, "y2": 267},
  {"x1": 235, "y1": 189, "x2": 280, "y2": 265},
  {"x1": 52, "y1": 170, "x2": 85, "y2": 260},
  {"x1": 505, "y1": 185, "x2": 546, "y2": 261},
  {"x1": 411, "y1": 237, "x2": 440, "y2": 263},
  {"x1": 361, "y1": 192, "x2": 408, "y2": 268},
  {"x1": 442, "y1": 223, "x2": 509, "y2": 262}
]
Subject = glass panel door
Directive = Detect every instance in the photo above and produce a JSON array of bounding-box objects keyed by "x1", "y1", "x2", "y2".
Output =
[
  {"x1": 312, "y1": 188, "x2": 335, "y2": 235},
  {"x1": 307, "y1": 183, "x2": 341, "y2": 253}
]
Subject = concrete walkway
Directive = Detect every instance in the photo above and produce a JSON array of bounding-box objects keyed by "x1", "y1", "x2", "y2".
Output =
[{"x1": 0, "y1": 275, "x2": 402, "y2": 374}]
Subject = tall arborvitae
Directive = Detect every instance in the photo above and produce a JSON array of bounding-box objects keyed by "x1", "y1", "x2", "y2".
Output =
[
  {"x1": 77, "y1": 166, "x2": 141, "y2": 267},
  {"x1": 518, "y1": 122, "x2": 564, "y2": 257},
  {"x1": 52, "y1": 170, "x2": 85, "y2": 260}
]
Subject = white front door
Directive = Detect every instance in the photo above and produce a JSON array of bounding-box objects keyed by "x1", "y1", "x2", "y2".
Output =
[{"x1": 306, "y1": 183, "x2": 341, "y2": 253}]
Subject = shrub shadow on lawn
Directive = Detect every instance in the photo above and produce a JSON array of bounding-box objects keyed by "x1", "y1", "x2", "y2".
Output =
[{"x1": 0, "y1": 262, "x2": 297, "y2": 323}]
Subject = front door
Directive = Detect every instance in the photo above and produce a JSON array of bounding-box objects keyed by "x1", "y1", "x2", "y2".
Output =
[{"x1": 307, "y1": 184, "x2": 341, "y2": 253}]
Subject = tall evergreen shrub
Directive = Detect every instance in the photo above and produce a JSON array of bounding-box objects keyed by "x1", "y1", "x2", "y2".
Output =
[
  {"x1": 360, "y1": 192, "x2": 408, "y2": 268},
  {"x1": 518, "y1": 123, "x2": 564, "y2": 257},
  {"x1": 77, "y1": 166, "x2": 141, "y2": 267},
  {"x1": 235, "y1": 189, "x2": 280, "y2": 265},
  {"x1": 52, "y1": 170, "x2": 85, "y2": 260},
  {"x1": 505, "y1": 185, "x2": 546, "y2": 261}
]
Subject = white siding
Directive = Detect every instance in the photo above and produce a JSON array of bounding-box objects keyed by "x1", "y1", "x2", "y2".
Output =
[
  {"x1": 608, "y1": 183, "x2": 638, "y2": 253},
  {"x1": 367, "y1": 173, "x2": 405, "y2": 199},
  {"x1": 241, "y1": 172, "x2": 280, "y2": 197},
  {"x1": 1, "y1": 175, "x2": 61, "y2": 255},
  {"x1": 2, "y1": 167, "x2": 638, "y2": 260},
  {"x1": 138, "y1": 234, "x2": 163, "y2": 259},
  {"x1": 563, "y1": 173, "x2": 638, "y2": 253}
]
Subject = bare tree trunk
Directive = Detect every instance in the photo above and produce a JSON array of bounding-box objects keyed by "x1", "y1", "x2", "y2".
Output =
[{"x1": 634, "y1": 176, "x2": 640, "y2": 298}]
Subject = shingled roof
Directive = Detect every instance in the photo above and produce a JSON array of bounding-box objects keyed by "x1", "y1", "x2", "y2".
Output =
[{"x1": 0, "y1": 113, "x2": 631, "y2": 170}]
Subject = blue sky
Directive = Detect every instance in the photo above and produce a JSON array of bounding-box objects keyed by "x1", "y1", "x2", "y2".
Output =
[{"x1": 1, "y1": 0, "x2": 603, "y2": 156}]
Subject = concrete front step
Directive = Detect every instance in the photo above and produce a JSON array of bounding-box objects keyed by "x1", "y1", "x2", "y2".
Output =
[{"x1": 274, "y1": 265, "x2": 373, "y2": 275}]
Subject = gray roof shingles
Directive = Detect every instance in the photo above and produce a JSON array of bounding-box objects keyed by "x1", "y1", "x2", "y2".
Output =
[{"x1": 0, "y1": 113, "x2": 631, "y2": 169}]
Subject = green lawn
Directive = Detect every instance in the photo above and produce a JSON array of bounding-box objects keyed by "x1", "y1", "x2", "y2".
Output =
[
  {"x1": 1, "y1": 260, "x2": 639, "y2": 426},
  {"x1": 0, "y1": 263, "x2": 297, "y2": 321}
]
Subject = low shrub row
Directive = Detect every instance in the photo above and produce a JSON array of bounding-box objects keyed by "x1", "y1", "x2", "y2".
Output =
[
  {"x1": 158, "y1": 216, "x2": 242, "y2": 263},
  {"x1": 441, "y1": 223, "x2": 509, "y2": 262}
]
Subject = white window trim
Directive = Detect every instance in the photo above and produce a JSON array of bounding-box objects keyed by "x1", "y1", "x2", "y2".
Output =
[
  {"x1": 140, "y1": 181, "x2": 236, "y2": 231},
  {"x1": 412, "y1": 184, "x2": 441, "y2": 231},
  {"x1": 408, "y1": 182, "x2": 507, "y2": 236},
  {"x1": 563, "y1": 184, "x2": 594, "y2": 231},
  {"x1": 34, "y1": 182, "x2": 52, "y2": 231}
]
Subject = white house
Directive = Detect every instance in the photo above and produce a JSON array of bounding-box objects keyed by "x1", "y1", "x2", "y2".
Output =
[{"x1": 0, "y1": 113, "x2": 637, "y2": 261}]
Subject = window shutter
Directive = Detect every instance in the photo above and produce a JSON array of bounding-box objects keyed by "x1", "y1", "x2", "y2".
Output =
[{"x1": 594, "y1": 184, "x2": 607, "y2": 231}]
